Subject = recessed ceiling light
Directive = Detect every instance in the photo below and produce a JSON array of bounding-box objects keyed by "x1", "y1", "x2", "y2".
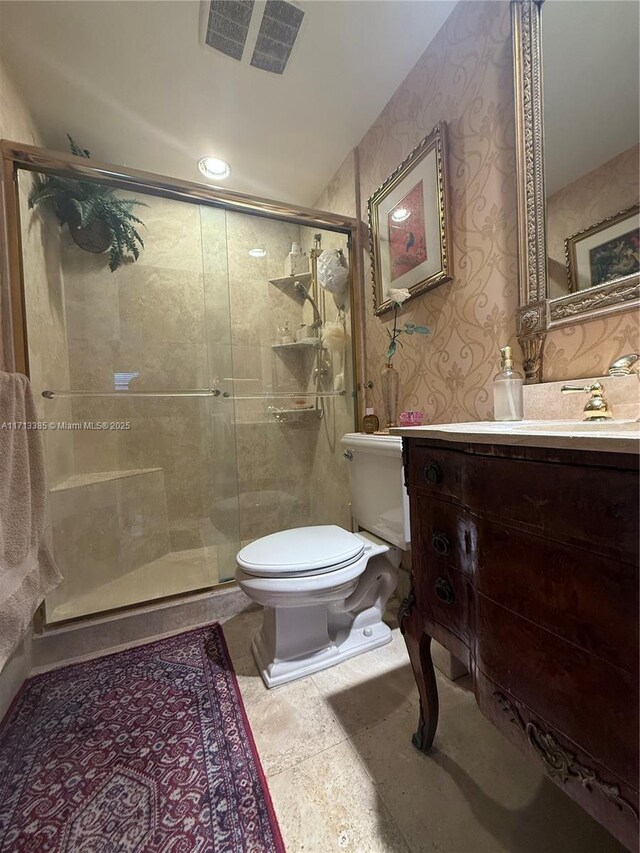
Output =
[
  {"x1": 248, "y1": 248, "x2": 267, "y2": 258},
  {"x1": 391, "y1": 207, "x2": 411, "y2": 223},
  {"x1": 198, "y1": 156, "x2": 231, "y2": 180}
]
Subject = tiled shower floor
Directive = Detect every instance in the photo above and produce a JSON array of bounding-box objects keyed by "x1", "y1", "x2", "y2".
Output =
[{"x1": 46, "y1": 546, "x2": 223, "y2": 622}]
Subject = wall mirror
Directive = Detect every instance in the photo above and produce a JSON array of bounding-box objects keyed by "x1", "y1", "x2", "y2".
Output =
[{"x1": 512, "y1": 0, "x2": 640, "y2": 382}]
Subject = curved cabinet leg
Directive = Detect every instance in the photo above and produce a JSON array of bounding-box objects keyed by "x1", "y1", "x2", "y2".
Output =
[{"x1": 399, "y1": 578, "x2": 439, "y2": 753}]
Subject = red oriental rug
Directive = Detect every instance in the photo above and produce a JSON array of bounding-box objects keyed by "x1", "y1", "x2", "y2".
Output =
[{"x1": 0, "y1": 624, "x2": 284, "y2": 852}]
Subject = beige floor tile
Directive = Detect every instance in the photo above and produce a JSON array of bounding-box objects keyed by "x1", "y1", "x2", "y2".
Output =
[
  {"x1": 267, "y1": 739, "x2": 411, "y2": 853},
  {"x1": 233, "y1": 654, "x2": 348, "y2": 777},
  {"x1": 351, "y1": 686, "x2": 625, "y2": 853},
  {"x1": 219, "y1": 604, "x2": 262, "y2": 664},
  {"x1": 311, "y1": 628, "x2": 419, "y2": 738}
]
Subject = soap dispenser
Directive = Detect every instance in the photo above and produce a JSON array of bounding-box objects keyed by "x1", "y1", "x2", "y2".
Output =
[{"x1": 493, "y1": 346, "x2": 524, "y2": 421}]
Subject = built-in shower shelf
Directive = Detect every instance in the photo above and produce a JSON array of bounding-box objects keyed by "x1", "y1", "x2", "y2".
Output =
[
  {"x1": 271, "y1": 340, "x2": 318, "y2": 352},
  {"x1": 270, "y1": 406, "x2": 317, "y2": 422},
  {"x1": 268, "y1": 272, "x2": 312, "y2": 293},
  {"x1": 50, "y1": 467, "x2": 163, "y2": 492}
]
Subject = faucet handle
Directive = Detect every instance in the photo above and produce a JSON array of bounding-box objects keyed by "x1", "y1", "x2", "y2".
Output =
[
  {"x1": 608, "y1": 353, "x2": 639, "y2": 376},
  {"x1": 561, "y1": 383, "x2": 593, "y2": 394},
  {"x1": 561, "y1": 382, "x2": 613, "y2": 421}
]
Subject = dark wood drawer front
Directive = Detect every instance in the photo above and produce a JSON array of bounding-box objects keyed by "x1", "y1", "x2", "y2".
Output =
[
  {"x1": 412, "y1": 494, "x2": 473, "y2": 575},
  {"x1": 476, "y1": 595, "x2": 638, "y2": 788},
  {"x1": 475, "y1": 671, "x2": 639, "y2": 852},
  {"x1": 407, "y1": 441, "x2": 639, "y2": 564},
  {"x1": 407, "y1": 444, "x2": 464, "y2": 501},
  {"x1": 414, "y1": 557, "x2": 470, "y2": 643},
  {"x1": 476, "y1": 517, "x2": 639, "y2": 675},
  {"x1": 465, "y1": 455, "x2": 639, "y2": 565}
]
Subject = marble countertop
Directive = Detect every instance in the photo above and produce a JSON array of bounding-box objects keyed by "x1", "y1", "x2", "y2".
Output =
[{"x1": 389, "y1": 419, "x2": 640, "y2": 454}]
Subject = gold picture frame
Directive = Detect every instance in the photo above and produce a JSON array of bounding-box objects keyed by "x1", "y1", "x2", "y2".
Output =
[
  {"x1": 565, "y1": 204, "x2": 640, "y2": 294},
  {"x1": 368, "y1": 121, "x2": 452, "y2": 315}
]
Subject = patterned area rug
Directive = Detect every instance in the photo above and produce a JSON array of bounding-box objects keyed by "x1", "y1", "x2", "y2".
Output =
[{"x1": 0, "y1": 624, "x2": 284, "y2": 852}]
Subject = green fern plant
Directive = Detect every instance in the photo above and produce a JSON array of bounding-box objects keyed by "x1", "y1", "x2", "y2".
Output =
[{"x1": 28, "y1": 135, "x2": 147, "y2": 272}]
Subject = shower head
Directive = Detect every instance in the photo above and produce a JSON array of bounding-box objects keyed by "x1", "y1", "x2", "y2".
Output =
[{"x1": 293, "y1": 280, "x2": 322, "y2": 329}]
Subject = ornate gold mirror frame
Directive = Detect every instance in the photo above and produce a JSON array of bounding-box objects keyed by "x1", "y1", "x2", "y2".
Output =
[{"x1": 511, "y1": 0, "x2": 640, "y2": 382}]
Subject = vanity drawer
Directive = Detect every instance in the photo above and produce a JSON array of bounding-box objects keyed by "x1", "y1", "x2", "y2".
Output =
[
  {"x1": 414, "y1": 557, "x2": 471, "y2": 644},
  {"x1": 475, "y1": 517, "x2": 639, "y2": 674},
  {"x1": 476, "y1": 595, "x2": 638, "y2": 789},
  {"x1": 406, "y1": 443, "x2": 465, "y2": 502},
  {"x1": 407, "y1": 441, "x2": 639, "y2": 564},
  {"x1": 464, "y1": 453, "x2": 639, "y2": 565},
  {"x1": 411, "y1": 493, "x2": 473, "y2": 576}
]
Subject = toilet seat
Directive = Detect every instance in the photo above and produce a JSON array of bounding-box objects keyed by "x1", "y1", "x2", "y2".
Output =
[{"x1": 237, "y1": 525, "x2": 365, "y2": 578}]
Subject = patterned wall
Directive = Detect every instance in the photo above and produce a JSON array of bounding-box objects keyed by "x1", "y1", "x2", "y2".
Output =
[
  {"x1": 546, "y1": 144, "x2": 639, "y2": 299},
  {"x1": 317, "y1": 0, "x2": 639, "y2": 424}
]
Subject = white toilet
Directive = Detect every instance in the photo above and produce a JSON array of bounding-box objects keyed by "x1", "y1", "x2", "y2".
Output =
[{"x1": 236, "y1": 433, "x2": 409, "y2": 687}]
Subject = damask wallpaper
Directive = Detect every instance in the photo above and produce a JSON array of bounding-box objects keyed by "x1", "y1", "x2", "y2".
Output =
[
  {"x1": 547, "y1": 144, "x2": 639, "y2": 300},
  {"x1": 315, "y1": 0, "x2": 639, "y2": 424}
]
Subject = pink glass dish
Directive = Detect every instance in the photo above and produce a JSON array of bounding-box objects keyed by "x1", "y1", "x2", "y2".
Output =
[{"x1": 399, "y1": 411, "x2": 424, "y2": 427}]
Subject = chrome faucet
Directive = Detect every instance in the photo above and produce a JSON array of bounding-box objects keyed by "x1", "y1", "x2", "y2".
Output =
[
  {"x1": 561, "y1": 382, "x2": 613, "y2": 421},
  {"x1": 608, "y1": 353, "x2": 639, "y2": 376}
]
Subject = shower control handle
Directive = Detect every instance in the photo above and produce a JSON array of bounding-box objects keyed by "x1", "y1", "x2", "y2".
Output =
[{"x1": 343, "y1": 450, "x2": 354, "y2": 461}]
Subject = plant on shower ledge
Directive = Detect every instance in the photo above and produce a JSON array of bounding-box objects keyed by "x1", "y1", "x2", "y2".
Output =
[
  {"x1": 381, "y1": 288, "x2": 430, "y2": 429},
  {"x1": 28, "y1": 135, "x2": 147, "y2": 272}
]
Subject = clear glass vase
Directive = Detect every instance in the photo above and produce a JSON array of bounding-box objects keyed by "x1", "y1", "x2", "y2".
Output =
[{"x1": 381, "y1": 363, "x2": 399, "y2": 429}]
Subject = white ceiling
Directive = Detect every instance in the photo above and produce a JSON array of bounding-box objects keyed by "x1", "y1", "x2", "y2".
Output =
[
  {"x1": 0, "y1": 0, "x2": 456, "y2": 206},
  {"x1": 542, "y1": 0, "x2": 639, "y2": 196}
]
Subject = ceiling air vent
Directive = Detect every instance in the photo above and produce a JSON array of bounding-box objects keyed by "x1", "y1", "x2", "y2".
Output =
[
  {"x1": 205, "y1": 0, "x2": 255, "y2": 61},
  {"x1": 250, "y1": 0, "x2": 304, "y2": 75}
]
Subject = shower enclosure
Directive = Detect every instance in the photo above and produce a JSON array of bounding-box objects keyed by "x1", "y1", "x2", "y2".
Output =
[{"x1": 1, "y1": 142, "x2": 360, "y2": 624}]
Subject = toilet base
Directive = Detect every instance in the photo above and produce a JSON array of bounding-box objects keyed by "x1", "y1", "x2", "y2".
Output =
[{"x1": 252, "y1": 616, "x2": 392, "y2": 688}]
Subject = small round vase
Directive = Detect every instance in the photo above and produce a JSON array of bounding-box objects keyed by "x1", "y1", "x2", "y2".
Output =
[{"x1": 381, "y1": 363, "x2": 399, "y2": 429}]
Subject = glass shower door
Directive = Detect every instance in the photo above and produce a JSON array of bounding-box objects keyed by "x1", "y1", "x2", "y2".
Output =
[{"x1": 18, "y1": 171, "x2": 240, "y2": 622}]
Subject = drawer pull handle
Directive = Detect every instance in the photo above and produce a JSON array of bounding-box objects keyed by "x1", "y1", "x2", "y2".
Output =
[
  {"x1": 432, "y1": 531, "x2": 451, "y2": 556},
  {"x1": 423, "y1": 461, "x2": 442, "y2": 485},
  {"x1": 435, "y1": 577, "x2": 455, "y2": 605}
]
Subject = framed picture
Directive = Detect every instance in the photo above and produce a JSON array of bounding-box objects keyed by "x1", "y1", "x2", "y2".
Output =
[
  {"x1": 368, "y1": 121, "x2": 452, "y2": 315},
  {"x1": 565, "y1": 205, "x2": 640, "y2": 293}
]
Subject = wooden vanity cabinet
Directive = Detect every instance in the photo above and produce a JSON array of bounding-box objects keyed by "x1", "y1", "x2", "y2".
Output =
[{"x1": 399, "y1": 437, "x2": 639, "y2": 850}]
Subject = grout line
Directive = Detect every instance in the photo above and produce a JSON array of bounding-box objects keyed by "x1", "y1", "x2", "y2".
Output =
[{"x1": 263, "y1": 731, "x2": 352, "y2": 781}]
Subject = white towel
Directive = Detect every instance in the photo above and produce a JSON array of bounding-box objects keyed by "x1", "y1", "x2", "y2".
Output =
[{"x1": 0, "y1": 372, "x2": 62, "y2": 671}]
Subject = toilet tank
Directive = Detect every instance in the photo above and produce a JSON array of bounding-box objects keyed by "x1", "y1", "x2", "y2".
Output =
[{"x1": 340, "y1": 433, "x2": 410, "y2": 549}]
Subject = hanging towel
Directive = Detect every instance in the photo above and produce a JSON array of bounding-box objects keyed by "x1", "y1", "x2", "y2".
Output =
[{"x1": 0, "y1": 372, "x2": 62, "y2": 671}]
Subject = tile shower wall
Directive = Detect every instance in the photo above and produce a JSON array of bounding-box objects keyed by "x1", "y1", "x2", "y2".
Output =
[
  {"x1": 225, "y1": 212, "x2": 320, "y2": 543},
  {"x1": 19, "y1": 184, "x2": 355, "y2": 619},
  {"x1": 33, "y1": 193, "x2": 239, "y2": 620},
  {"x1": 301, "y1": 221, "x2": 354, "y2": 532}
]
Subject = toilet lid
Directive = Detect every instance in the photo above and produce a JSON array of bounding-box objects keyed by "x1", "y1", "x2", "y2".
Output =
[{"x1": 237, "y1": 525, "x2": 365, "y2": 578}]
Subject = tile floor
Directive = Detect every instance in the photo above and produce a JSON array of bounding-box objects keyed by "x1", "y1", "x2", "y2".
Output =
[{"x1": 222, "y1": 605, "x2": 626, "y2": 853}]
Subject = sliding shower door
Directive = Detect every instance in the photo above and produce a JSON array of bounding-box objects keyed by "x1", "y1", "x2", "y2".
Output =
[
  {"x1": 15, "y1": 162, "x2": 356, "y2": 624},
  {"x1": 19, "y1": 173, "x2": 240, "y2": 622}
]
